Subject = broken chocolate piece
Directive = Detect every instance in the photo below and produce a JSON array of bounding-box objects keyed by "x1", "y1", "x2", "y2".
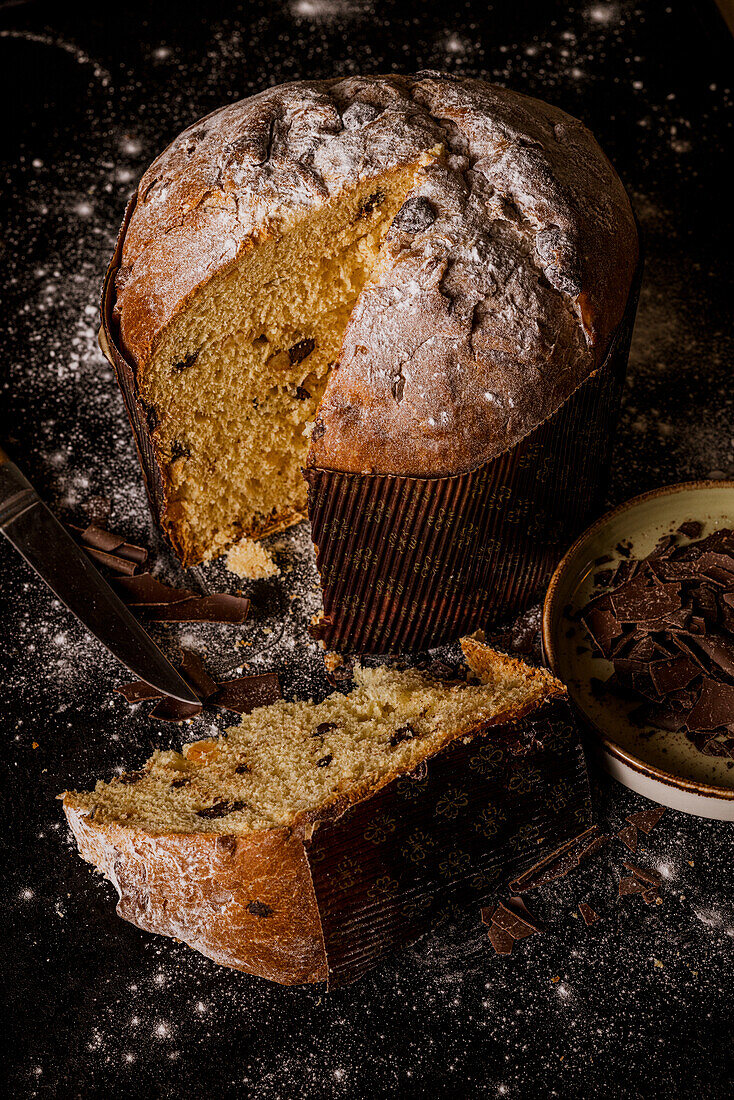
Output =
[
  {"x1": 687, "y1": 679, "x2": 734, "y2": 731},
  {"x1": 487, "y1": 922, "x2": 514, "y2": 955},
  {"x1": 617, "y1": 825, "x2": 638, "y2": 853},
  {"x1": 622, "y1": 861, "x2": 662, "y2": 887},
  {"x1": 619, "y1": 875, "x2": 645, "y2": 897},
  {"x1": 492, "y1": 900, "x2": 540, "y2": 940},
  {"x1": 288, "y1": 338, "x2": 315, "y2": 365},
  {"x1": 677, "y1": 520, "x2": 703, "y2": 539},
  {"x1": 578, "y1": 902, "x2": 600, "y2": 926},
  {"x1": 116, "y1": 681, "x2": 164, "y2": 704}
]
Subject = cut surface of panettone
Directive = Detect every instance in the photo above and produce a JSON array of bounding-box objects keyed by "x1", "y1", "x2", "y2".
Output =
[{"x1": 62, "y1": 639, "x2": 564, "y2": 836}]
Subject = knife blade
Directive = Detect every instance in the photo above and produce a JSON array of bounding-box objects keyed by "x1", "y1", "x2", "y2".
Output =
[{"x1": 0, "y1": 446, "x2": 200, "y2": 705}]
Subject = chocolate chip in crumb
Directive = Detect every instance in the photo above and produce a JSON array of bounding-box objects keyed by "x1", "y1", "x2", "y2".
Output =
[
  {"x1": 288, "y1": 338, "x2": 315, "y2": 366},
  {"x1": 317, "y1": 754, "x2": 333, "y2": 767},
  {"x1": 172, "y1": 348, "x2": 200, "y2": 372},
  {"x1": 313, "y1": 722, "x2": 337, "y2": 737},
  {"x1": 294, "y1": 386, "x2": 311, "y2": 401},
  {"x1": 392, "y1": 196, "x2": 436, "y2": 233},
  {"x1": 170, "y1": 776, "x2": 191, "y2": 789},
  {"x1": 390, "y1": 723, "x2": 419, "y2": 746},
  {"x1": 196, "y1": 799, "x2": 247, "y2": 819},
  {"x1": 234, "y1": 762, "x2": 251, "y2": 774},
  {"x1": 246, "y1": 901, "x2": 273, "y2": 917},
  {"x1": 171, "y1": 439, "x2": 191, "y2": 461},
  {"x1": 357, "y1": 190, "x2": 385, "y2": 219},
  {"x1": 118, "y1": 769, "x2": 146, "y2": 785}
]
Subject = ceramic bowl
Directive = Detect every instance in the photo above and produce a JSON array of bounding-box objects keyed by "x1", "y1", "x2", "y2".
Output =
[{"x1": 542, "y1": 481, "x2": 734, "y2": 820}]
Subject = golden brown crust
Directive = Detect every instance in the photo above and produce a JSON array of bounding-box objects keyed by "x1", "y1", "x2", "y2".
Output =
[
  {"x1": 113, "y1": 73, "x2": 637, "y2": 489},
  {"x1": 61, "y1": 640, "x2": 567, "y2": 984}
]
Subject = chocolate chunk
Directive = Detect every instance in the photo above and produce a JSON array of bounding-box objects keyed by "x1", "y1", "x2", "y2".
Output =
[
  {"x1": 312, "y1": 721, "x2": 337, "y2": 737},
  {"x1": 487, "y1": 922, "x2": 514, "y2": 955},
  {"x1": 170, "y1": 440, "x2": 192, "y2": 461},
  {"x1": 392, "y1": 195, "x2": 437, "y2": 233},
  {"x1": 390, "y1": 723, "x2": 419, "y2": 746},
  {"x1": 144, "y1": 593, "x2": 250, "y2": 623},
  {"x1": 649, "y1": 655, "x2": 700, "y2": 696},
  {"x1": 234, "y1": 762, "x2": 251, "y2": 774},
  {"x1": 294, "y1": 386, "x2": 311, "y2": 401},
  {"x1": 581, "y1": 607, "x2": 621, "y2": 657},
  {"x1": 288, "y1": 338, "x2": 315, "y2": 365},
  {"x1": 246, "y1": 900, "x2": 273, "y2": 917},
  {"x1": 617, "y1": 825, "x2": 638, "y2": 853},
  {"x1": 115, "y1": 573, "x2": 198, "y2": 605},
  {"x1": 317, "y1": 754, "x2": 333, "y2": 768},
  {"x1": 610, "y1": 578, "x2": 681, "y2": 623},
  {"x1": 170, "y1": 776, "x2": 191, "y2": 788},
  {"x1": 578, "y1": 902, "x2": 600, "y2": 926},
  {"x1": 678, "y1": 520, "x2": 704, "y2": 539},
  {"x1": 212, "y1": 672, "x2": 281, "y2": 714},
  {"x1": 357, "y1": 190, "x2": 385, "y2": 219}
]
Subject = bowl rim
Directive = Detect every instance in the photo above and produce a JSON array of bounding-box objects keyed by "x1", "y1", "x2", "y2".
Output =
[{"x1": 542, "y1": 479, "x2": 734, "y2": 802}]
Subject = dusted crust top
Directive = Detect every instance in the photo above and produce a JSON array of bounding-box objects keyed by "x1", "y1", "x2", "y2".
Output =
[{"x1": 114, "y1": 73, "x2": 638, "y2": 477}]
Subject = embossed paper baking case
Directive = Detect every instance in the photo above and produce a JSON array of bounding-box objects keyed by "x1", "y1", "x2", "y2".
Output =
[
  {"x1": 306, "y1": 254, "x2": 642, "y2": 653},
  {"x1": 101, "y1": 197, "x2": 641, "y2": 655}
]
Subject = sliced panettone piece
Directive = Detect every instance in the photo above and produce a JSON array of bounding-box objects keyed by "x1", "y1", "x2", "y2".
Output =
[{"x1": 62, "y1": 639, "x2": 570, "y2": 985}]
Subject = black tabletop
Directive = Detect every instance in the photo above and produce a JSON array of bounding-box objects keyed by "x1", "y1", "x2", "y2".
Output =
[{"x1": 2, "y1": 2, "x2": 733, "y2": 1097}]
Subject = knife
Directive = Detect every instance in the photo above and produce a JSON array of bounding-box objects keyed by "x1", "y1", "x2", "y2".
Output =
[{"x1": 0, "y1": 445, "x2": 200, "y2": 705}]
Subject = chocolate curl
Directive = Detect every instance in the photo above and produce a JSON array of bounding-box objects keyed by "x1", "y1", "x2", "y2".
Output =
[
  {"x1": 69, "y1": 523, "x2": 148, "y2": 575},
  {"x1": 114, "y1": 573, "x2": 198, "y2": 605},
  {"x1": 143, "y1": 593, "x2": 250, "y2": 623}
]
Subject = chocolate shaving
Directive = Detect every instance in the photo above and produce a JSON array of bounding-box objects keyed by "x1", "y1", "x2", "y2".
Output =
[
  {"x1": 578, "y1": 901, "x2": 600, "y2": 926},
  {"x1": 143, "y1": 593, "x2": 250, "y2": 623},
  {"x1": 508, "y1": 826, "x2": 606, "y2": 893},
  {"x1": 581, "y1": 527, "x2": 734, "y2": 754}
]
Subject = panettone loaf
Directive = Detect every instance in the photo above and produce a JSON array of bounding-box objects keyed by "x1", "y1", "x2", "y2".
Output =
[
  {"x1": 108, "y1": 72, "x2": 638, "y2": 565},
  {"x1": 62, "y1": 639, "x2": 567, "y2": 985}
]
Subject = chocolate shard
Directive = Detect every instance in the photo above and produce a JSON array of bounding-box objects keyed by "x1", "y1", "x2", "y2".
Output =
[
  {"x1": 487, "y1": 922, "x2": 514, "y2": 955},
  {"x1": 480, "y1": 905, "x2": 496, "y2": 927},
  {"x1": 617, "y1": 825, "x2": 638, "y2": 853},
  {"x1": 687, "y1": 678, "x2": 734, "y2": 731},
  {"x1": 578, "y1": 901, "x2": 600, "y2": 926},
  {"x1": 116, "y1": 681, "x2": 164, "y2": 703},
  {"x1": 508, "y1": 825, "x2": 604, "y2": 893},
  {"x1": 144, "y1": 593, "x2": 250, "y2": 623},
  {"x1": 581, "y1": 607, "x2": 621, "y2": 657},
  {"x1": 649, "y1": 655, "x2": 700, "y2": 696},
  {"x1": 619, "y1": 874, "x2": 644, "y2": 897},
  {"x1": 625, "y1": 806, "x2": 665, "y2": 834},
  {"x1": 211, "y1": 672, "x2": 282, "y2": 714},
  {"x1": 115, "y1": 572, "x2": 198, "y2": 606},
  {"x1": 622, "y1": 860, "x2": 662, "y2": 886},
  {"x1": 492, "y1": 900, "x2": 540, "y2": 939},
  {"x1": 610, "y1": 578, "x2": 681, "y2": 623}
]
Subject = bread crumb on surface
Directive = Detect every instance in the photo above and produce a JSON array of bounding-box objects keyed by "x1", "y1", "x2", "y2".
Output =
[{"x1": 225, "y1": 537, "x2": 279, "y2": 581}]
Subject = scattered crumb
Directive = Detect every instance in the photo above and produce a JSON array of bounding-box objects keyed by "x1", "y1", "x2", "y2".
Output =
[{"x1": 225, "y1": 537, "x2": 279, "y2": 581}]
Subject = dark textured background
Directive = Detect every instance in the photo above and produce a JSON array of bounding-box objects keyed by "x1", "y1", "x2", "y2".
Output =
[{"x1": 1, "y1": 1, "x2": 733, "y2": 1097}]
